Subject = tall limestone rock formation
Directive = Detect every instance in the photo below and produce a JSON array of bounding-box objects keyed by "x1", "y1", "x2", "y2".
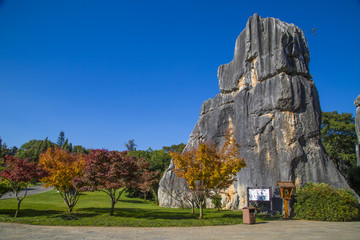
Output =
[
  {"x1": 355, "y1": 95, "x2": 360, "y2": 165},
  {"x1": 158, "y1": 13, "x2": 350, "y2": 210}
]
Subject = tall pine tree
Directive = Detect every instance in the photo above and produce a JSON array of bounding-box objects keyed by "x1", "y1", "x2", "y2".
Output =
[{"x1": 57, "y1": 131, "x2": 65, "y2": 147}]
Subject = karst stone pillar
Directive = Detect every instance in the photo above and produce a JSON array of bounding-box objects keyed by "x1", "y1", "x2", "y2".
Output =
[{"x1": 158, "y1": 13, "x2": 352, "y2": 210}]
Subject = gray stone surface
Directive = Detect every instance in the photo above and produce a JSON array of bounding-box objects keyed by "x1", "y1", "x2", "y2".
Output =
[
  {"x1": 159, "y1": 13, "x2": 352, "y2": 210},
  {"x1": 354, "y1": 95, "x2": 360, "y2": 107},
  {"x1": 1, "y1": 221, "x2": 360, "y2": 240}
]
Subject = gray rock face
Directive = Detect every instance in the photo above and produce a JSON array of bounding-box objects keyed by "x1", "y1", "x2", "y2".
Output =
[
  {"x1": 158, "y1": 14, "x2": 351, "y2": 210},
  {"x1": 355, "y1": 95, "x2": 360, "y2": 108}
]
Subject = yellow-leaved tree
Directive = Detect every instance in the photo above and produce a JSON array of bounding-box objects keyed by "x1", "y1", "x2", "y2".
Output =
[
  {"x1": 39, "y1": 147, "x2": 85, "y2": 212},
  {"x1": 170, "y1": 134, "x2": 246, "y2": 219}
]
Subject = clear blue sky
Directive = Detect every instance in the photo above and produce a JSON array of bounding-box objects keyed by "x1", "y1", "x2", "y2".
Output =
[{"x1": 1, "y1": 0, "x2": 359, "y2": 151}]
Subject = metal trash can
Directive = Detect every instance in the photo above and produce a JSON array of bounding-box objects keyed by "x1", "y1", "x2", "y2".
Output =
[{"x1": 243, "y1": 207, "x2": 256, "y2": 224}]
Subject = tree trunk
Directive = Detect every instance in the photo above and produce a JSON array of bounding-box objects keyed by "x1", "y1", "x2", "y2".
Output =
[
  {"x1": 199, "y1": 201, "x2": 204, "y2": 220},
  {"x1": 144, "y1": 193, "x2": 147, "y2": 202},
  {"x1": 14, "y1": 199, "x2": 22, "y2": 218},
  {"x1": 152, "y1": 189, "x2": 159, "y2": 205},
  {"x1": 191, "y1": 201, "x2": 195, "y2": 214},
  {"x1": 110, "y1": 200, "x2": 115, "y2": 216},
  {"x1": 68, "y1": 204, "x2": 73, "y2": 212}
]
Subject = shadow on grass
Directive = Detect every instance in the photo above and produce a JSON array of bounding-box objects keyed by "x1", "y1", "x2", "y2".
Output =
[
  {"x1": 0, "y1": 209, "x2": 62, "y2": 218},
  {"x1": 78, "y1": 207, "x2": 246, "y2": 221},
  {"x1": 54, "y1": 212, "x2": 98, "y2": 219},
  {"x1": 0, "y1": 204, "x2": 248, "y2": 221},
  {"x1": 79, "y1": 207, "x2": 196, "y2": 220},
  {"x1": 257, "y1": 214, "x2": 282, "y2": 221},
  {"x1": 221, "y1": 213, "x2": 243, "y2": 218},
  {"x1": 0, "y1": 206, "x2": 246, "y2": 221},
  {"x1": 118, "y1": 199, "x2": 146, "y2": 204}
]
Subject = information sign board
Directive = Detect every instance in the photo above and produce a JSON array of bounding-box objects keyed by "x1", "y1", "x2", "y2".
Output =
[{"x1": 248, "y1": 188, "x2": 270, "y2": 201}]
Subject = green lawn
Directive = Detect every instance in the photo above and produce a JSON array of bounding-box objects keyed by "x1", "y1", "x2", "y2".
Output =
[{"x1": 0, "y1": 190, "x2": 279, "y2": 226}]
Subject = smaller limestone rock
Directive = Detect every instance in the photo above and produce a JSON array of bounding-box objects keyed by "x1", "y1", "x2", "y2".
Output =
[{"x1": 355, "y1": 95, "x2": 360, "y2": 107}]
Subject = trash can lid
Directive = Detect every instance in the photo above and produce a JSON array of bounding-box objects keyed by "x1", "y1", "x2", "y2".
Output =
[{"x1": 242, "y1": 207, "x2": 256, "y2": 210}]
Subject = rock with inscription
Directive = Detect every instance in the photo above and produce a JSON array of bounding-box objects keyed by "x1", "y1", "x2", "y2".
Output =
[{"x1": 158, "y1": 14, "x2": 353, "y2": 210}]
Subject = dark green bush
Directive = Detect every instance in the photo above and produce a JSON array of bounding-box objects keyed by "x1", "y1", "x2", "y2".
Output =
[
  {"x1": 211, "y1": 194, "x2": 223, "y2": 211},
  {"x1": 0, "y1": 180, "x2": 11, "y2": 197},
  {"x1": 294, "y1": 182, "x2": 359, "y2": 221}
]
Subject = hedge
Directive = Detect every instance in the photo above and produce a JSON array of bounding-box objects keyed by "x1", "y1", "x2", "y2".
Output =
[{"x1": 294, "y1": 182, "x2": 359, "y2": 221}]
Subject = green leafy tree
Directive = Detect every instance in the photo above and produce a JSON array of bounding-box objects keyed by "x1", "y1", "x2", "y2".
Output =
[
  {"x1": 128, "y1": 148, "x2": 152, "y2": 162},
  {"x1": 149, "y1": 150, "x2": 171, "y2": 173},
  {"x1": 163, "y1": 143, "x2": 186, "y2": 154},
  {"x1": 321, "y1": 111, "x2": 356, "y2": 175},
  {"x1": 130, "y1": 149, "x2": 171, "y2": 172},
  {"x1": 128, "y1": 144, "x2": 182, "y2": 173},
  {"x1": 15, "y1": 138, "x2": 55, "y2": 162},
  {"x1": 73, "y1": 145, "x2": 89, "y2": 155}
]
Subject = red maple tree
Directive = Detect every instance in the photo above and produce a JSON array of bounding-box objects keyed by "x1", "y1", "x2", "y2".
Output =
[
  {"x1": 74, "y1": 150, "x2": 141, "y2": 216},
  {"x1": 0, "y1": 156, "x2": 45, "y2": 217},
  {"x1": 138, "y1": 169, "x2": 161, "y2": 202}
]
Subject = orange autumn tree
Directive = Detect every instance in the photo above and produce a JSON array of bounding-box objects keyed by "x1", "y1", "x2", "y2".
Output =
[
  {"x1": 39, "y1": 147, "x2": 85, "y2": 212},
  {"x1": 170, "y1": 135, "x2": 246, "y2": 219}
]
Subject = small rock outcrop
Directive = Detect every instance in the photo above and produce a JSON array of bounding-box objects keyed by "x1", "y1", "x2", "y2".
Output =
[
  {"x1": 158, "y1": 14, "x2": 350, "y2": 210},
  {"x1": 355, "y1": 95, "x2": 360, "y2": 166}
]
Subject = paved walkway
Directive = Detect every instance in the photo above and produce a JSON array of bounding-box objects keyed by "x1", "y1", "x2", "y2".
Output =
[
  {"x1": 0, "y1": 220, "x2": 359, "y2": 240},
  {"x1": 0, "y1": 185, "x2": 53, "y2": 200}
]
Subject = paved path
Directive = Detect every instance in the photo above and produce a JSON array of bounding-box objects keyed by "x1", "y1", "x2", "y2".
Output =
[
  {"x1": 0, "y1": 220, "x2": 359, "y2": 240},
  {"x1": 0, "y1": 185, "x2": 53, "y2": 200}
]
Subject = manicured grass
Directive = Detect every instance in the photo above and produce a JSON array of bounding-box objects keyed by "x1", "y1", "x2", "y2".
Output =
[{"x1": 0, "y1": 190, "x2": 280, "y2": 226}]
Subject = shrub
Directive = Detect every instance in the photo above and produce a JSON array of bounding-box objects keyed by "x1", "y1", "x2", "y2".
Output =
[
  {"x1": 211, "y1": 194, "x2": 223, "y2": 211},
  {"x1": 294, "y1": 182, "x2": 359, "y2": 221},
  {"x1": 0, "y1": 180, "x2": 11, "y2": 197}
]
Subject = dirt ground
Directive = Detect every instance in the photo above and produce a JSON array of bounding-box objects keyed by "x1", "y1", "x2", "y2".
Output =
[{"x1": 1, "y1": 220, "x2": 360, "y2": 240}]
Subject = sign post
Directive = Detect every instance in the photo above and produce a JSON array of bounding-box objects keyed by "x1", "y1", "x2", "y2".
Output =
[{"x1": 277, "y1": 181, "x2": 295, "y2": 219}]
